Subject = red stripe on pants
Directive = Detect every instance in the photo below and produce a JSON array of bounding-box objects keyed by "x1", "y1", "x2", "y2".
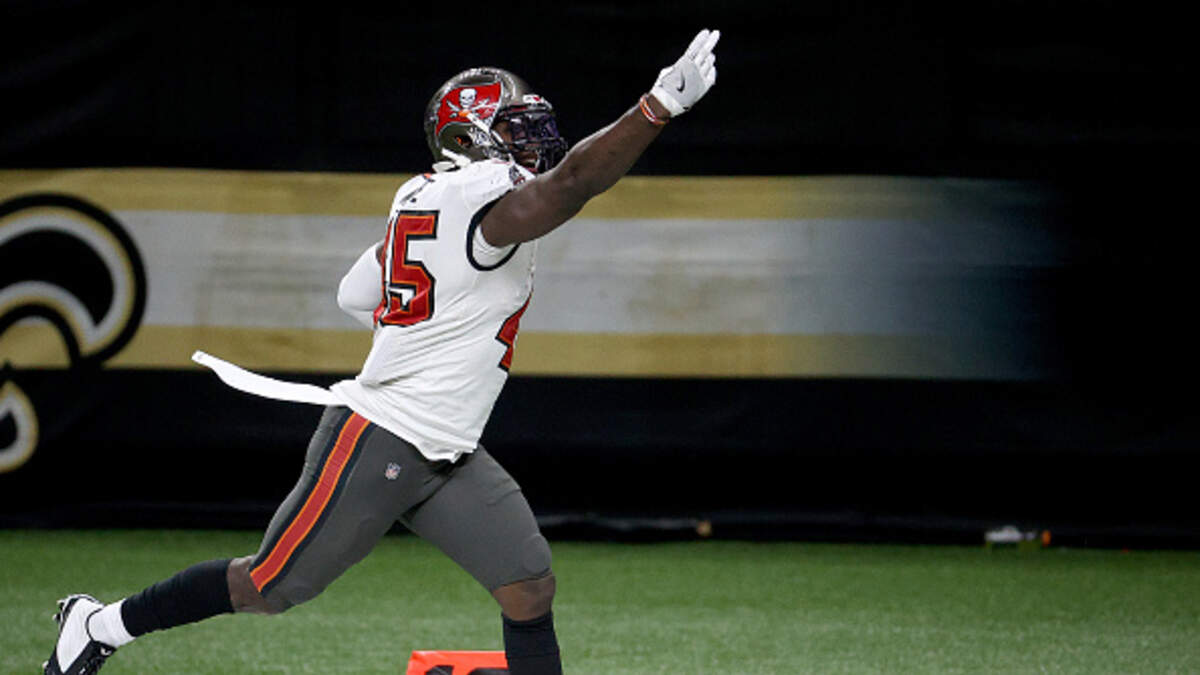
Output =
[{"x1": 250, "y1": 412, "x2": 370, "y2": 591}]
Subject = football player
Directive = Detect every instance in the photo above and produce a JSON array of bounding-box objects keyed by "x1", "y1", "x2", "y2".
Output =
[{"x1": 43, "y1": 28, "x2": 719, "y2": 675}]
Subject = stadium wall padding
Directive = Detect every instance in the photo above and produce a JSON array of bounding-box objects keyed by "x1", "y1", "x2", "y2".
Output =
[{"x1": 1, "y1": 170, "x2": 1195, "y2": 543}]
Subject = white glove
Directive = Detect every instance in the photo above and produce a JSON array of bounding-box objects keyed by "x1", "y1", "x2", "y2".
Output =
[{"x1": 650, "y1": 28, "x2": 720, "y2": 117}]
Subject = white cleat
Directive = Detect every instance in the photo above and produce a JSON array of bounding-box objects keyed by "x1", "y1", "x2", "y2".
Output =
[{"x1": 42, "y1": 594, "x2": 116, "y2": 675}]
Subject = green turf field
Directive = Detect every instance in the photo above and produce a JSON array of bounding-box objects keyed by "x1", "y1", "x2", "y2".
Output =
[{"x1": 2, "y1": 530, "x2": 1198, "y2": 674}]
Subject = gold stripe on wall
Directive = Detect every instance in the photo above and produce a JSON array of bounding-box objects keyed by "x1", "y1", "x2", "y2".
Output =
[
  {"x1": 0, "y1": 169, "x2": 402, "y2": 217},
  {"x1": 0, "y1": 168, "x2": 995, "y2": 221},
  {"x1": 4, "y1": 323, "x2": 966, "y2": 379}
]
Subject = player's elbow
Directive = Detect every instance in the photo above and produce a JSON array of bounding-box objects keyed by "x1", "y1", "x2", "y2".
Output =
[
  {"x1": 337, "y1": 246, "x2": 383, "y2": 313},
  {"x1": 336, "y1": 279, "x2": 365, "y2": 313},
  {"x1": 337, "y1": 281, "x2": 379, "y2": 323}
]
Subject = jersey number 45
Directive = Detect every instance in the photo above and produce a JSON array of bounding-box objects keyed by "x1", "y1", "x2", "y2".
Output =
[
  {"x1": 375, "y1": 210, "x2": 529, "y2": 371},
  {"x1": 376, "y1": 211, "x2": 437, "y2": 327}
]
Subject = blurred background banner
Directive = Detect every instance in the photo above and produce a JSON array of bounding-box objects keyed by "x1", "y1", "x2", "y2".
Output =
[
  {"x1": 2, "y1": 169, "x2": 1093, "y2": 379},
  {"x1": 1, "y1": 2, "x2": 1196, "y2": 544}
]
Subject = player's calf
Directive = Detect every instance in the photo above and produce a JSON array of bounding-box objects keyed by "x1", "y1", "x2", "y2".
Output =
[
  {"x1": 43, "y1": 556, "x2": 238, "y2": 672},
  {"x1": 502, "y1": 610, "x2": 562, "y2": 675}
]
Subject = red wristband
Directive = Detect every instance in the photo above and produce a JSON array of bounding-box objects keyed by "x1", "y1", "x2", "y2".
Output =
[{"x1": 638, "y1": 94, "x2": 668, "y2": 126}]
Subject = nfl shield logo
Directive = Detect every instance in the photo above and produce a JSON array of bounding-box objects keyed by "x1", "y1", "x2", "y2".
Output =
[{"x1": 385, "y1": 462, "x2": 402, "y2": 480}]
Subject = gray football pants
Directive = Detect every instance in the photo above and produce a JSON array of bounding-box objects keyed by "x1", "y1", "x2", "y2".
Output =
[{"x1": 249, "y1": 406, "x2": 551, "y2": 612}]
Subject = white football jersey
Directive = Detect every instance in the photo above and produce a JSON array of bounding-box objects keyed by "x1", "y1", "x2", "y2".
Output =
[{"x1": 332, "y1": 159, "x2": 536, "y2": 461}]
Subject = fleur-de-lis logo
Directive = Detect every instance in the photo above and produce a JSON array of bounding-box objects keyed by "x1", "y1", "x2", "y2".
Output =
[{"x1": 0, "y1": 193, "x2": 146, "y2": 473}]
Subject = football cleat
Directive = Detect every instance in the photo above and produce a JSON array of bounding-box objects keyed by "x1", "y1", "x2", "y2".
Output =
[{"x1": 42, "y1": 594, "x2": 116, "y2": 675}]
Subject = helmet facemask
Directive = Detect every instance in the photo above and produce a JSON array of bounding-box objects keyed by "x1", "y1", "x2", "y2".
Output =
[{"x1": 493, "y1": 104, "x2": 568, "y2": 173}]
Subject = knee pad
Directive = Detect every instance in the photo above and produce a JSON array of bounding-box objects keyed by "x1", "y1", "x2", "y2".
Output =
[{"x1": 520, "y1": 533, "x2": 552, "y2": 581}]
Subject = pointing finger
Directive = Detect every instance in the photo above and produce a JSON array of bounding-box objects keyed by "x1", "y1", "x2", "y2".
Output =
[{"x1": 686, "y1": 29, "x2": 710, "y2": 59}]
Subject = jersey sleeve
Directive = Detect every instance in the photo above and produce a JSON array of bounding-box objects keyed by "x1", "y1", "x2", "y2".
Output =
[
  {"x1": 469, "y1": 201, "x2": 517, "y2": 268},
  {"x1": 459, "y1": 161, "x2": 530, "y2": 267},
  {"x1": 337, "y1": 245, "x2": 382, "y2": 329}
]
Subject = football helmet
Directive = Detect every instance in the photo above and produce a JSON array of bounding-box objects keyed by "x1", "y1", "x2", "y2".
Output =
[{"x1": 423, "y1": 67, "x2": 568, "y2": 173}]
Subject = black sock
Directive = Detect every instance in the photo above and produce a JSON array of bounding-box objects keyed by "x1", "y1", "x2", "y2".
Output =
[
  {"x1": 120, "y1": 558, "x2": 235, "y2": 637},
  {"x1": 502, "y1": 611, "x2": 562, "y2": 675}
]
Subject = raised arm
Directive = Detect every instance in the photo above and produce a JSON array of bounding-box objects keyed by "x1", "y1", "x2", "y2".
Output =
[{"x1": 480, "y1": 29, "x2": 720, "y2": 248}]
